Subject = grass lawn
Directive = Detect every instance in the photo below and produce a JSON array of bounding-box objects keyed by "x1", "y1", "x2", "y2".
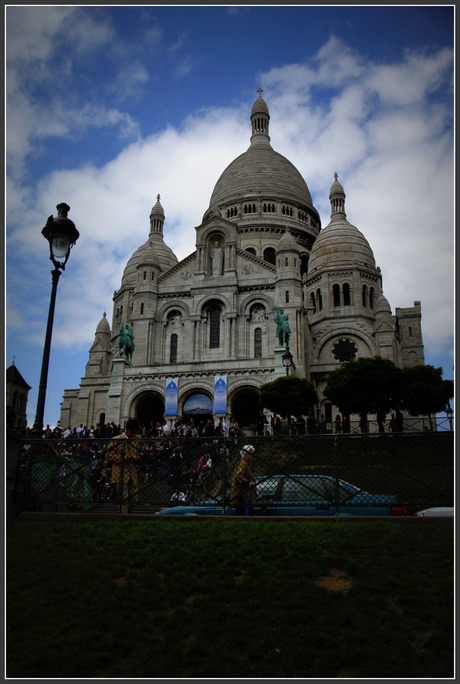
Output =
[{"x1": 7, "y1": 518, "x2": 454, "y2": 679}]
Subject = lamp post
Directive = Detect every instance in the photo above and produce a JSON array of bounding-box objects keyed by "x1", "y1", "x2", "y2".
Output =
[
  {"x1": 281, "y1": 346, "x2": 294, "y2": 434},
  {"x1": 31, "y1": 204, "x2": 79, "y2": 438},
  {"x1": 282, "y1": 346, "x2": 293, "y2": 376},
  {"x1": 446, "y1": 404, "x2": 453, "y2": 431}
]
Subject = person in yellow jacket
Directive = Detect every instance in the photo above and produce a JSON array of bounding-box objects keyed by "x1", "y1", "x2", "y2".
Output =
[
  {"x1": 107, "y1": 418, "x2": 141, "y2": 513},
  {"x1": 230, "y1": 444, "x2": 257, "y2": 516}
]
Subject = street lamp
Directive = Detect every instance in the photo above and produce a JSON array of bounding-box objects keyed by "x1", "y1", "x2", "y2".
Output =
[
  {"x1": 446, "y1": 404, "x2": 453, "y2": 431},
  {"x1": 282, "y1": 346, "x2": 293, "y2": 376},
  {"x1": 281, "y1": 346, "x2": 294, "y2": 435},
  {"x1": 31, "y1": 204, "x2": 79, "y2": 438}
]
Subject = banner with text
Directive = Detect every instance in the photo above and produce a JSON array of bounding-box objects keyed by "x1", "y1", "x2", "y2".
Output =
[
  {"x1": 165, "y1": 378, "x2": 179, "y2": 417},
  {"x1": 213, "y1": 375, "x2": 227, "y2": 414}
]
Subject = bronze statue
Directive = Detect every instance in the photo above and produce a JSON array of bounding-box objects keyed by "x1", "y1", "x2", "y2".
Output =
[
  {"x1": 273, "y1": 308, "x2": 291, "y2": 347},
  {"x1": 118, "y1": 320, "x2": 135, "y2": 363}
]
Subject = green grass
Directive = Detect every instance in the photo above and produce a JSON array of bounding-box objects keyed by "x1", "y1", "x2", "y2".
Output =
[{"x1": 7, "y1": 519, "x2": 453, "y2": 678}]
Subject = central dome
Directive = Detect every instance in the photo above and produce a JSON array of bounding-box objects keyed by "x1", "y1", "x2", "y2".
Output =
[
  {"x1": 209, "y1": 145, "x2": 314, "y2": 210},
  {"x1": 207, "y1": 93, "x2": 317, "y2": 218}
]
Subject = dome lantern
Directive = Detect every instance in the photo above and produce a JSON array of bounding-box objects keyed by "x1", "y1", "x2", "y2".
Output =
[
  {"x1": 329, "y1": 172, "x2": 346, "y2": 220},
  {"x1": 150, "y1": 194, "x2": 165, "y2": 236},
  {"x1": 250, "y1": 88, "x2": 271, "y2": 147}
]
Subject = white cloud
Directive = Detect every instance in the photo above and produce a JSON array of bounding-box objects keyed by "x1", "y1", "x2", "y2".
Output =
[{"x1": 6, "y1": 33, "x2": 454, "y2": 373}]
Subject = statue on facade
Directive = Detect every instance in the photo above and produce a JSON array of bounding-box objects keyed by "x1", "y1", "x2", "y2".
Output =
[
  {"x1": 118, "y1": 320, "x2": 135, "y2": 363},
  {"x1": 211, "y1": 241, "x2": 223, "y2": 276},
  {"x1": 273, "y1": 308, "x2": 291, "y2": 347}
]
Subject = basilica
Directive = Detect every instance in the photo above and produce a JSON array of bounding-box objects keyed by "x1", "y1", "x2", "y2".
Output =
[{"x1": 60, "y1": 93, "x2": 424, "y2": 432}]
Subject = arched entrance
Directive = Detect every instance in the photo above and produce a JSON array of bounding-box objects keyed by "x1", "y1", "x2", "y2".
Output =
[
  {"x1": 231, "y1": 389, "x2": 260, "y2": 430},
  {"x1": 135, "y1": 394, "x2": 165, "y2": 429},
  {"x1": 182, "y1": 393, "x2": 213, "y2": 428}
]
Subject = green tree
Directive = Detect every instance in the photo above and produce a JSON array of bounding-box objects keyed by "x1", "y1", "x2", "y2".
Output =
[
  {"x1": 400, "y1": 364, "x2": 454, "y2": 431},
  {"x1": 324, "y1": 356, "x2": 403, "y2": 433},
  {"x1": 259, "y1": 375, "x2": 318, "y2": 423}
]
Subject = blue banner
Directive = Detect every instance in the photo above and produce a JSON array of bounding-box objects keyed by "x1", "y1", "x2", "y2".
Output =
[
  {"x1": 213, "y1": 375, "x2": 227, "y2": 414},
  {"x1": 165, "y1": 377, "x2": 178, "y2": 417}
]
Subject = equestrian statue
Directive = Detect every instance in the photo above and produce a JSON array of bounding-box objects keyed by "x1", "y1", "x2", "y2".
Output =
[
  {"x1": 273, "y1": 308, "x2": 291, "y2": 347},
  {"x1": 118, "y1": 320, "x2": 135, "y2": 363}
]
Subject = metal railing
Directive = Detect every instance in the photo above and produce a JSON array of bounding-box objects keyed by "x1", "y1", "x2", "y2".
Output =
[{"x1": 14, "y1": 432, "x2": 453, "y2": 515}]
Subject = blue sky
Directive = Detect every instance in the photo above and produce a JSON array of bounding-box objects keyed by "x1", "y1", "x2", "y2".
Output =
[{"x1": 5, "y1": 5, "x2": 454, "y2": 428}]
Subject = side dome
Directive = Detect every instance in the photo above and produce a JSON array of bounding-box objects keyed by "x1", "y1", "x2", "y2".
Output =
[
  {"x1": 308, "y1": 174, "x2": 376, "y2": 274},
  {"x1": 121, "y1": 195, "x2": 178, "y2": 287},
  {"x1": 121, "y1": 239, "x2": 177, "y2": 286},
  {"x1": 308, "y1": 220, "x2": 376, "y2": 274}
]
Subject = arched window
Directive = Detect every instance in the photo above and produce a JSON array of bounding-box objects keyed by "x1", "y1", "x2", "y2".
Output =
[
  {"x1": 343, "y1": 283, "x2": 351, "y2": 306},
  {"x1": 254, "y1": 328, "x2": 262, "y2": 358},
  {"x1": 316, "y1": 288, "x2": 322, "y2": 311},
  {"x1": 285, "y1": 290, "x2": 290, "y2": 303},
  {"x1": 140, "y1": 303, "x2": 144, "y2": 315},
  {"x1": 210, "y1": 307, "x2": 221, "y2": 348},
  {"x1": 369, "y1": 287, "x2": 375, "y2": 309},
  {"x1": 333, "y1": 284, "x2": 341, "y2": 307},
  {"x1": 245, "y1": 247, "x2": 256, "y2": 256},
  {"x1": 170, "y1": 334, "x2": 178, "y2": 363},
  {"x1": 310, "y1": 292, "x2": 316, "y2": 313},
  {"x1": 362, "y1": 285, "x2": 368, "y2": 307},
  {"x1": 264, "y1": 247, "x2": 276, "y2": 265},
  {"x1": 301, "y1": 254, "x2": 309, "y2": 275}
]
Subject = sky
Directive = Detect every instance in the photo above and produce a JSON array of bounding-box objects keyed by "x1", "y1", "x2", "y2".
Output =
[{"x1": 5, "y1": 4, "x2": 454, "y2": 428}]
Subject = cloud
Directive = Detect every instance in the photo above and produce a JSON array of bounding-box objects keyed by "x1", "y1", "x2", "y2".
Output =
[
  {"x1": 107, "y1": 63, "x2": 150, "y2": 101},
  {"x1": 6, "y1": 6, "x2": 76, "y2": 63},
  {"x1": 6, "y1": 32, "x2": 454, "y2": 372}
]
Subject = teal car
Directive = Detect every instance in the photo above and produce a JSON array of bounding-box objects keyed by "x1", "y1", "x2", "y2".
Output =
[{"x1": 155, "y1": 474, "x2": 406, "y2": 517}]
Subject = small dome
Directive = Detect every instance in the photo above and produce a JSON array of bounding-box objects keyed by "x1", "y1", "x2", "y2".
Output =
[
  {"x1": 375, "y1": 292, "x2": 392, "y2": 315},
  {"x1": 150, "y1": 194, "x2": 165, "y2": 219},
  {"x1": 251, "y1": 92, "x2": 269, "y2": 116},
  {"x1": 329, "y1": 172, "x2": 345, "y2": 199},
  {"x1": 96, "y1": 312, "x2": 110, "y2": 336},
  {"x1": 278, "y1": 231, "x2": 300, "y2": 253},
  {"x1": 122, "y1": 239, "x2": 177, "y2": 286}
]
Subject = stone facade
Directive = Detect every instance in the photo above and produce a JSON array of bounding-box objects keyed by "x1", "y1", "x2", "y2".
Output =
[{"x1": 60, "y1": 94, "x2": 424, "y2": 431}]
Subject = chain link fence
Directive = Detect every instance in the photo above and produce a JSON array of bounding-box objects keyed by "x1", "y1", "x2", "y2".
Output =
[{"x1": 14, "y1": 432, "x2": 453, "y2": 516}]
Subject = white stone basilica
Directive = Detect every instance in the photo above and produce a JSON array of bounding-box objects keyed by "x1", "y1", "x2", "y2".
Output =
[{"x1": 60, "y1": 93, "x2": 424, "y2": 431}]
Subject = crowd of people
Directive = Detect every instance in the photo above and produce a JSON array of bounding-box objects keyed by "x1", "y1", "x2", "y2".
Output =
[
  {"x1": 17, "y1": 416, "x2": 243, "y2": 512},
  {"x1": 22, "y1": 414, "x2": 248, "y2": 441}
]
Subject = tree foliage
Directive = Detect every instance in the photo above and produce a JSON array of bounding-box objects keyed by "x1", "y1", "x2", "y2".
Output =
[
  {"x1": 324, "y1": 356, "x2": 402, "y2": 423},
  {"x1": 400, "y1": 365, "x2": 454, "y2": 419},
  {"x1": 259, "y1": 375, "x2": 318, "y2": 418}
]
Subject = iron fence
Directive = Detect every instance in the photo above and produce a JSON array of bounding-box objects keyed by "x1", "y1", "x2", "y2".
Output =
[{"x1": 14, "y1": 432, "x2": 453, "y2": 516}]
